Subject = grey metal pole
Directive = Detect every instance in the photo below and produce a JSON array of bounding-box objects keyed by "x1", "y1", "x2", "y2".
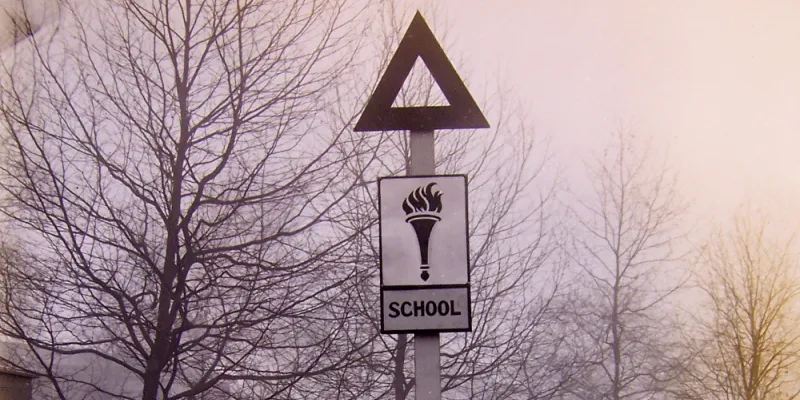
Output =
[{"x1": 407, "y1": 130, "x2": 441, "y2": 400}]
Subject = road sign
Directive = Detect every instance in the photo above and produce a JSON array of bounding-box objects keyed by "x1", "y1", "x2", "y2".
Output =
[
  {"x1": 353, "y1": 12, "x2": 489, "y2": 132},
  {"x1": 359, "y1": 10, "x2": 489, "y2": 398},
  {"x1": 378, "y1": 175, "x2": 471, "y2": 333}
]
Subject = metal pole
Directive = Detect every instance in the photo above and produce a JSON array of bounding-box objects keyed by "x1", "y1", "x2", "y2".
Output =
[{"x1": 407, "y1": 130, "x2": 441, "y2": 400}]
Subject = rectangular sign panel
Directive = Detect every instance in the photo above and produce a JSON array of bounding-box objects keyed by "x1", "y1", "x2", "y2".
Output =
[
  {"x1": 381, "y1": 287, "x2": 471, "y2": 333},
  {"x1": 379, "y1": 175, "x2": 469, "y2": 286},
  {"x1": 378, "y1": 174, "x2": 472, "y2": 333}
]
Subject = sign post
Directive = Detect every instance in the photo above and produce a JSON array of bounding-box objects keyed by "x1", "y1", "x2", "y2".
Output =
[
  {"x1": 355, "y1": 11, "x2": 489, "y2": 400},
  {"x1": 409, "y1": 130, "x2": 439, "y2": 400}
]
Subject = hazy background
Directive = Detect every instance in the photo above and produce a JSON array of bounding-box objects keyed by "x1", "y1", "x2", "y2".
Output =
[
  {"x1": 0, "y1": 1, "x2": 795, "y2": 397},
  {"x1": 2, "y1": 0, "x2": 799, "y2": 232},
  {"x1": 402, "y1": 0, "x2": 800, "y2": 237}
]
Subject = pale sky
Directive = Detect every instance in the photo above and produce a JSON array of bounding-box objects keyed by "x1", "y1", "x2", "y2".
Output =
[
  {"x1": 2, "y1": 0, "x2": 800, "y2": 235},
  {"x1": 406, "y1": 0, "x2": 800, "y2": 234}
]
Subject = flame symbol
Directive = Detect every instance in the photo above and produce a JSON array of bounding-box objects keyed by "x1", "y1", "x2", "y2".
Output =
[
  {"x1": 402, "y1": 183, "x2": 442, "y2": 215},
  {"x1": 402, "y1": 182, "x2": 442, "y2": 281}
]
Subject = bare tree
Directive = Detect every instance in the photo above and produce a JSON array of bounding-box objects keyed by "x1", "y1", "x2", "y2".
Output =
[
  {"x1": 0, "y1": 0, "x2": 383, "y2": 399},
  {"x1": 565, "y1": 129, "x2": 689, "y2": 399},
  {"x1": 677, "y1": 213, "x2": 800, "y2": 400}
]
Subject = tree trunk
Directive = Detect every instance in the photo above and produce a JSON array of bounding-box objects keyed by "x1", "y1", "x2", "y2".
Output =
[{"x1": 394, "y1": 334, "x2": 409, "y2": 400}]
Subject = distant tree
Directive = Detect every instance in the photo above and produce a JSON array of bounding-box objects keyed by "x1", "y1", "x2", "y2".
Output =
[
  {"x1": 677, "y1": 214, "x2": 800, "y2": 400},
  {"x1": 565, "y1": 129, "x2": 689, "y2": 399},
  {"x1": 0, "y1": 0, "x2": 380, "y2": 399}
]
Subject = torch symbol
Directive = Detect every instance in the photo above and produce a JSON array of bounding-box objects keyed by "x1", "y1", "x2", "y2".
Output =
[{"x1": 402, "y1": 182, "x2": 443, "y2": 281}]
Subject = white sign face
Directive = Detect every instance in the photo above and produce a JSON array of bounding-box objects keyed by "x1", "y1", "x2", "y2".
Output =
[
  {"x1": 382, "y1": 287, "x2": 471, "y2": 333},
  {"x1": 379, "y1": 175, "x2": 469, "y2": 286}
]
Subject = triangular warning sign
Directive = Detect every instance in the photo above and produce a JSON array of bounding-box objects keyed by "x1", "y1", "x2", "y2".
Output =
[{"x1": 354, "y1": 12, "x2": 490, "y2": 132}]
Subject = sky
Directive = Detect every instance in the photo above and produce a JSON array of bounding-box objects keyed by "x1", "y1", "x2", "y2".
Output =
[
  {"x1": 1, "y1": 0, "x2": 799, "y2": 236},
  {"x1": 403, "y1": 0, "x2": 800, "y2": 235}
]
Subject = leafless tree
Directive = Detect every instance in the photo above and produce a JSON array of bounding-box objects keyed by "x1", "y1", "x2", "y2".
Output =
[
  {"x1": 676, "y1": 213, "x2": 800, "y2": 400},
  {"x1": 0, "y1": 0, "x2": 383, "y2": 399},
  {"x1": 565, "y1": 128, "x2": 689, "y2": 399}
]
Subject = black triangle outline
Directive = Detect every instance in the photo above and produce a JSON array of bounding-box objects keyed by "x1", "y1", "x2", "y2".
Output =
[{"x1": 354, "y1": 12, "x2": 490, "y2": 132}]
